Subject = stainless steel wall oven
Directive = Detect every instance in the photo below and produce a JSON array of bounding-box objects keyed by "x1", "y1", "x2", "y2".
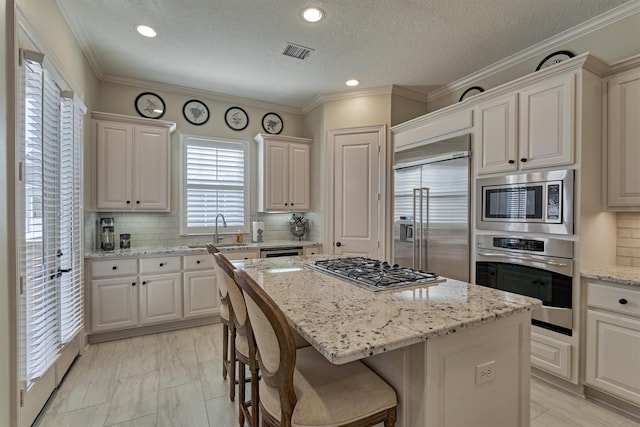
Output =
[{"x1": 475, "y1": 235, "x2": 574, "y2": 335}]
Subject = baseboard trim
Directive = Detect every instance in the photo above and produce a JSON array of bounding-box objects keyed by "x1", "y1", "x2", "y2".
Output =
[{"x1": 87, "y1": 315, "x2": 219, "y2": 344}]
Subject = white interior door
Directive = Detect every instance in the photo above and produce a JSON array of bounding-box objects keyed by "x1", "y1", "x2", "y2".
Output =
[{"x1": 329, "y1": 126, "x2": 385, "y2": 258}]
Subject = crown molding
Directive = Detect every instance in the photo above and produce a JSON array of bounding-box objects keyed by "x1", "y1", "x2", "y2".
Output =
[
  {"x1": 100, "y1": 74, "x2": 304, "y2": 115},
  {"x1": 606, "y1": 52, "x2": 640, "y2": 76},
  {"x1": 302, "y1": 85, "x2": 427, "y2": 113},
  {"x1": 55, "y1": 0, "x2": 104, "y2": 80},
  {"x1": 426, "y1": 0, "x2": 640, "y2": 104}
]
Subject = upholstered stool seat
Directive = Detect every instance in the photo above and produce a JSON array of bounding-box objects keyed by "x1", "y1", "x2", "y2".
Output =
[{"x1": 260, "y1": 346, "x2": 397, "y2": 426}]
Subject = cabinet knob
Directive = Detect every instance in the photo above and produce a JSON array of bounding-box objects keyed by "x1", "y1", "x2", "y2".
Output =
[
  {"x1": 520, "y1": 158, "x2": 527, "y2": 163},
  {"x1": 336, "y1": 242, "x2": 343, "y2": 247},
  {"x1": 159, "y1": 262, "x2": 164, "y2": 267},
  {"x1": 126, "y1": 200, "x2": 131, "y2": 204},
  {"x1": 131, "y1": 282, "x2": 136, "y2": 287},
  {"x1": 136, "y1": 200, "x2": 140, "y2": 205},
  {"x1": 619, "y1": 298, "x2": 628, "y2": 305},
  {"x1": 142, "y1": 281, "x2": 147, "y2": 285},
  {"x1": 284, "y1": 203, "x2": 288, "y2": 206},
  {"x1": 196, "y1": 260, "x2": 201, "y2": 264},
  {"x1": 508, "y1": 160, "x2": 515, "y2": 164},
  {"x1": 112, "y1": 266, "x2": 118, "y2": 270},
  {"x1": 291, "y1": 203, "x2": 294, "y2": 206}
]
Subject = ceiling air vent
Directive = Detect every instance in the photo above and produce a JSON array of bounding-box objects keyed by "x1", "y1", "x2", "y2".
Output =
[{"x1": 282, "y1": 43, "x2": 314, "y2": 60}]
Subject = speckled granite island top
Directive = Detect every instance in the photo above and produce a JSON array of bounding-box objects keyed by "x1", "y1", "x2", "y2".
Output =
[
  {"x1": 582, "y1": 265, "x2": 640, "y2": 287},
  {"x1": 234, "y1": 255, "x2": 542, "y2": 365}
]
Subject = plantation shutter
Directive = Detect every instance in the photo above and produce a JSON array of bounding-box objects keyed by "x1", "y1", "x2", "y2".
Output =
[{"x1": 183, "y1": 136, "x2": 248, "y2": 234}]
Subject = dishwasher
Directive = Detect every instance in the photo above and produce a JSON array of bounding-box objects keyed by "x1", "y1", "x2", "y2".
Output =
[{"x1": 259, "y1": 247, "x2": 304, "y2": 258}]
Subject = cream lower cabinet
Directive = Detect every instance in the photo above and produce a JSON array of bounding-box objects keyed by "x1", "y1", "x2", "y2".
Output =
[
  {"x1": 139, "y1": 273, "x2": 182, "y2": 325},
  {"x1": 303, "y1": 245, "x2": 322, "y2": 255},
  {"x1": 91, "y1": 276, "x2": 139, "y2": 332},
  {"x1": 585, "y1": 280, "x2": 640, "y2": 406},
  {"x1": 183, "y1": 253, "x2": 218, "y2": 319}
]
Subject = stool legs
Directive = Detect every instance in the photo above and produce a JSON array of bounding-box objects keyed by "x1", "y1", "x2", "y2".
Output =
[
  {"x1": 229, "y1": 325, "x2": 236, "y2": 402},
  {"x1": 222, "y1": 323, "x2": 229, "y2": 379}
]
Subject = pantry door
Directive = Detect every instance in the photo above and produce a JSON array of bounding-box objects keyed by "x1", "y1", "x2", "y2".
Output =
[{"x1": 328, "y1": 126, "x2": 386, "y2": 258}]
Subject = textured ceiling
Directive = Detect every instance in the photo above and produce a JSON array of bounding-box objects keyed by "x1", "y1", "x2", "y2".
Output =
[{"x1": 57, "y1": 0, "x2": 631, "y2": 109}]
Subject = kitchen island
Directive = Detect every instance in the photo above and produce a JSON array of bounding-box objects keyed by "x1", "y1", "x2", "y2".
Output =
[{"x1": 234, "y1": 255, "x2": 542, "y2": 427}]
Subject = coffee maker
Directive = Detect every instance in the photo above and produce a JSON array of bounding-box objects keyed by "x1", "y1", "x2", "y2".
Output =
[{"x1": 100, "y1": 217, "x2": 115, "y2": 250}]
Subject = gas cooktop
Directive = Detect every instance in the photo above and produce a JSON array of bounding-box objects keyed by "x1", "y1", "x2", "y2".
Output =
[{"x1": 306, "y1": 257, "x2": 445, "y2": 292}]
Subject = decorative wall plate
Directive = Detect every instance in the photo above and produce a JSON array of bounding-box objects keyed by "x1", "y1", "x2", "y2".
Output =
[
  {"x1": 183, "y1": 99, "x2": 209, "y2": 125},
  {"x1": 535, "y1": 50, "x2": 575, "y2": 71},
  {"x1": 224, "y1": 106, "x2": 249, "y2": 131},
  {"x1": 458, "y1": 86, "x2": 484, "y2": 102},
  {"x1": 262, "y1": 112, "x2": 283, "y2": 134},
  {"x1": 135, "y1": 92, "x2": 166, "y2": 119}
]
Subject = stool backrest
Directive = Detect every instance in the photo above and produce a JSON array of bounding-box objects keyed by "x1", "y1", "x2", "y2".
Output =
[
  {"x1": 233, "y1": 269, "x2": 297, "y2": 425},
  {"x1": 214, "y1": 252, "x2": 247, "y2": 327},
  {"x1": 207, "y1": 244, "x2": 229, "y2": 299}
]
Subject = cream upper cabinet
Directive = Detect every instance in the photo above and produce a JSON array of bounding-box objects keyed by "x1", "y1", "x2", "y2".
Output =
[
  {"x1": 254, "y1": 134, "x2": 312, "y2": 212},
  {"x1": 518, "y1": 74, "x2": 575, "y2": 170},
  {"x1": 93, "y1": 112, "x2": 175, "y2": 212},
  {"x1": 606, "y1": 67, "x2": 640, "y2": 209},
  {"x1": 476, "y1": 94, "x2": 518, "y2": 174},
  {"x1": 476, "y1": 74, "x2": 575, "y2": 174}
]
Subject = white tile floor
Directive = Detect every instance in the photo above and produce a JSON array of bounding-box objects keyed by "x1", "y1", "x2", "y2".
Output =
[{"x1": 36, "y1": 323, "x2": 640, "y2": 427}]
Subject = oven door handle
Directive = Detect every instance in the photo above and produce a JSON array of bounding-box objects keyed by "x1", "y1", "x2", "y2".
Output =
[{"x1": 476, "y1": 250, "x2": 569, "y2": 267}]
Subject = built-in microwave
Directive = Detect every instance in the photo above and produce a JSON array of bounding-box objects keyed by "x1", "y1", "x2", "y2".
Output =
[{"x1": 476, "y1": 169, "x2": 574, "y2": 235}]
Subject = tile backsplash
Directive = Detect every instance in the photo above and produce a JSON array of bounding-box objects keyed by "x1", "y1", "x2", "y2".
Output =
[
  {"x1": 85, "y1": 210, "x2": 322, "y2": 251},
  {"x1": 616, "y1": 212, "x2": 640, "y2": 266}
]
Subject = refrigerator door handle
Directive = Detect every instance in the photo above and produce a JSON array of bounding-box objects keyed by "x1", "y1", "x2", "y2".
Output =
[
  {"x1": 422, "y1": 187, "x2": 429, "y2": 271},
  {"x1": 413, "y1": 188, "x2": 420, "y2": 268}
]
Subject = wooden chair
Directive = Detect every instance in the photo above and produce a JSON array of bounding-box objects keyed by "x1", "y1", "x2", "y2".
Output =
[
  {"x1": 207, "y1": 243, "x2": 235, "y2": 401},
  {"x1": 233, "y1": 269, "x2": 398, "y2": 427},
  {"x1": 215, "y1": 252, "x2": 259, "y2": 427}
]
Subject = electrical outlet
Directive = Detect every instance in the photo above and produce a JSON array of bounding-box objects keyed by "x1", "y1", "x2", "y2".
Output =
[{"x1": 475, "y1": 360, "x2": 495, "y2": 385}]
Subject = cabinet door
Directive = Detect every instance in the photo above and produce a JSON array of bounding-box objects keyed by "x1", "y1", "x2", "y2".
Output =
[
  {"x1": 288, "y1": 143, "x2": 311, "y2": 210},
  {"x1": 96, "y1": 121, "x2": 134, "y2": 210},
  {"x1": 139, "y1": 273, "x2": 182, "y2": 325},
  {"x1": 183, "y1": 271, "x2": 218, "y2": 318},
  {"x1": 586, "y1": 309, "x2": 640, "y2": 405},
  {"x1": 133, "y1": 126, "x2": 170, "y2": 211},
  {"x1": 607, "y1": 69, "x2": 640, "y2": 208},
  {"x1": 476, "y1": 94, "x2": 518, "y2": 174},
  {"x1": 264, "y1": 141, "x2": 289, "y2": 210},
  {"x1": 91, "y1": 277, "x2": 138, "y2": 332},
  {"x1": 519, "y1": 74, "x2": 575, "y2": 170}
]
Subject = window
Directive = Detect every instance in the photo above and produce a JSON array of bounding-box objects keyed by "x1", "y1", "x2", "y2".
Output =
[{"x1": 181, "y1": 135, "x2": 249, "y2": 235}]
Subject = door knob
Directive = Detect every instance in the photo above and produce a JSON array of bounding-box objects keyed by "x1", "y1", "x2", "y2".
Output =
[{"x1": 336, "y1": 242, "x2": 342, "y2": 247}]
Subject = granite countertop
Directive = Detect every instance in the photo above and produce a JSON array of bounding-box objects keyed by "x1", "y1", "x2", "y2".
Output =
[
  {"x1": 582, "y1": 265, "x2": 640, "y2": 287},
  {"x1": 234, "y1": 255, "x2": 542, "y2": 364},
  {"x1": 84, "y1": 240, "x2": 321, "y2": 258}
]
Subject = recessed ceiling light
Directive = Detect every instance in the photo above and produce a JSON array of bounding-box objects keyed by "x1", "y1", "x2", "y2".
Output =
[
  {"x1": 136, "y1": 24, "x2": 157, "y2": 38},
  {"x1": 346, "y1": 79, "x2": 359, "y2": 87},
  {"x1": 302, "y1": 7, "x2": 324, "y2": 23}
]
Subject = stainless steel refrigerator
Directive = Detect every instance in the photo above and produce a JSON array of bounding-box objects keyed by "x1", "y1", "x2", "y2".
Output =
[{"x1": 393, "y1": 135, "x2": 470, "y2": 282}]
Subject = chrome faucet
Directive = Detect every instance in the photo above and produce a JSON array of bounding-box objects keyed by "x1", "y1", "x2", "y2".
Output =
[{"x1": 214, "y1": 213, "x2": 227, "y2": 244}]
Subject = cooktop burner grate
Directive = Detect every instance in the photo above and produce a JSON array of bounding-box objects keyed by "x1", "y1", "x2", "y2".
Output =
[{"x1": 306, "y1": 257, "x2": 445, "y2": 291}]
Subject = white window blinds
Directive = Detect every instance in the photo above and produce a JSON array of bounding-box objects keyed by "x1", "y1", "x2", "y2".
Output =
[
  {"x1": 181, "y1": 136, "x2": 249, "y2": 235},
  {"x1": 19, "y1": 51, "x2": 85, "y2": 388}
]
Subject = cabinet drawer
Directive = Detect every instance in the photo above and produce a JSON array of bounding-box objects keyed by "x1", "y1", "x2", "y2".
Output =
[
  {"x1": 91, "y1": 258, "x2": 137, "y2": 278},
  {"x1": 587, "y1": 282, "x2": 640, "y2": 317},
  {"x1": 184, "y1": 254, "x2": 214, "y2": 271},
  {"x1": 139, "y1": 256, "x2": 181, "y2": 274},
  {"x1": 531, "y1": 331, "x2": 572, "y2": 380}
]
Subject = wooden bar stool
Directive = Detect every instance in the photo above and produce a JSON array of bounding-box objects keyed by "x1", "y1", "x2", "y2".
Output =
[
  {"x1": 215, "y1": 252, "x2": 259, "y2": 427},
  {"x1": 207, "y1": 243, "x2": 235, "y2": 401},
  {"x1": 234, "y1": 268, "x2": 398, "y2": 427}
]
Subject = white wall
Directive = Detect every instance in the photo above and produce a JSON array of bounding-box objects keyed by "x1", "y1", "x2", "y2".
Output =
[{"x1": 2, "y1": 1, "x2": 16, "y2": 425}]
